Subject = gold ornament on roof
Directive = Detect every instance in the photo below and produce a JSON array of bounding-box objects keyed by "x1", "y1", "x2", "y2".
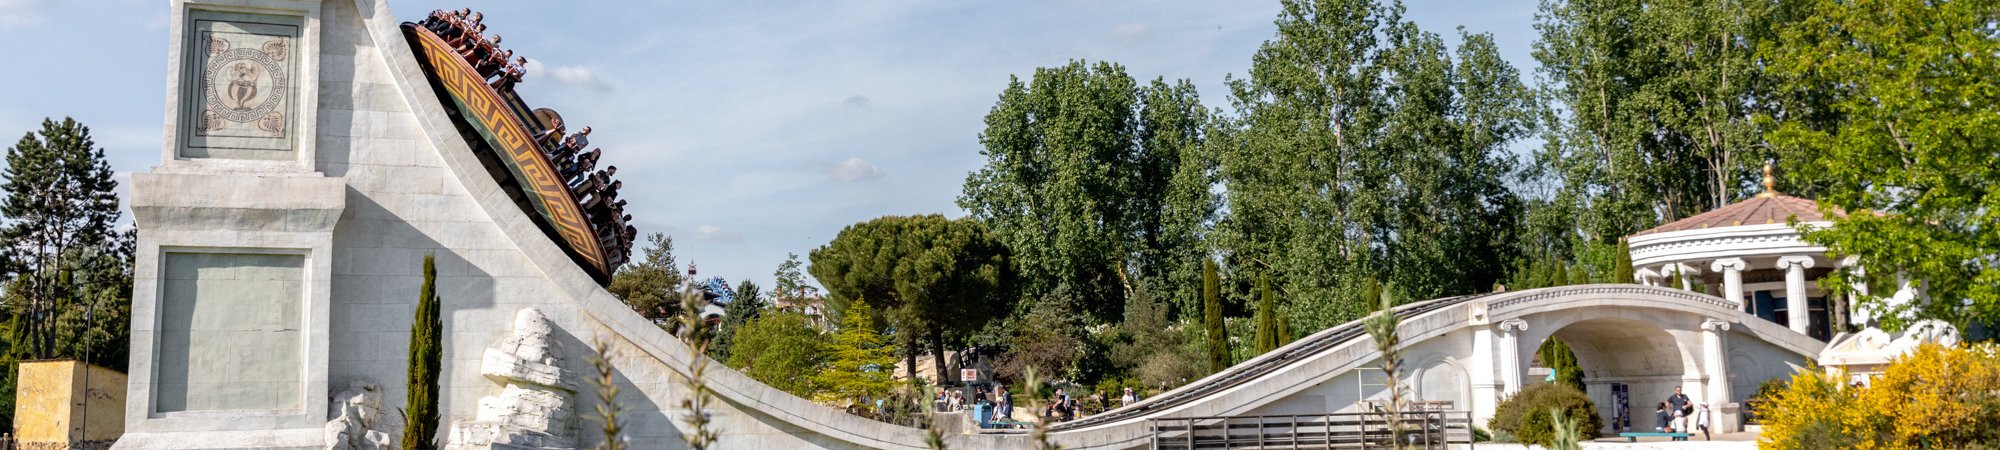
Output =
[{"x1": 1758, "y1": 161, "x2": 1778, "y2": 198}]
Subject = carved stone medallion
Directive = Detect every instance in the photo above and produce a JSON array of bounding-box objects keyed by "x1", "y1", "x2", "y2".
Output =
[{"x1": 200, "y1": 32, "x2": 291, "y2": 137}]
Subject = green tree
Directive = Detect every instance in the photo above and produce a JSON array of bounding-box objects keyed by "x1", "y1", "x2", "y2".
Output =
[
  {"x1": 403, "y1": 254, "x2": 442, "y2": 450},
  {"x1": 813, "y1": 298, "x2": 897, "y2": 406},
  {"x1": 0, "y1": 118, "x2": 133, "y2": 431},
  {"x1": 1529, "y1": 0, "x2": 1780, "y2": 255},
  {"x1": 725, "y1": 311, "x2": 828, "y2": 398},
  {"x1": 1201, "y1": 259, "x2": 1228, "y2": 372},
  {"x1": 809, "y1": 214, "x2": 1015, "y2": 382},
  {"x1": 772, "y1": 252, "x2": 819, "y2": 304},
  {"x1": 0, "y1": 117, "x2": 132, "y2": 363},
  {"x1": 1109, "y1": 281, "x2": 1206, "y2": 390},
  {"x1": 1537, "y1": 338, "x2": 1585, "y2": 391},
  {"x1": 1762, "y1": 0, "x2": 2000, "y2": 328},
  {"x1": 958, "y1": 61, "x2": 1217, "y2": 323},
  {"x1": 1218, "y1": 0, "x2": 1531, "y2": 332},
  {"x1": 1253, "y1": 275, "x2": 1278, "y2": 354},
  {"x1": 608, "y1": 233, "x2": 683, "y2": 327},
  {"x1": 709, "y1": 280, "x2": 765, "y2": 362}
]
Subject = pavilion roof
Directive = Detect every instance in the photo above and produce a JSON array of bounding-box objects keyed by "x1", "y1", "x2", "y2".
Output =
[{"x1": 1632, "y1": 193, "x2": 1839, "y2": 236}]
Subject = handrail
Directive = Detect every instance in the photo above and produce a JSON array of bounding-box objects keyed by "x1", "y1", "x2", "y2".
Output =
[{"x1": 1147, "y1": 410, "x2": 1476, "y2": 450}]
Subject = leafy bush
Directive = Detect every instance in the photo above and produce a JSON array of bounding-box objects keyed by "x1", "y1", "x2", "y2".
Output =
[
  {"x1": 725, "y1": 311, "x2": 828, "y2": 398},
  {"x1": 1761, "y1": 343, "x2": 2000, "y2": 450},
  {"x1": 1489, "y1": 383, "x2": 1600, "y2": 447}
]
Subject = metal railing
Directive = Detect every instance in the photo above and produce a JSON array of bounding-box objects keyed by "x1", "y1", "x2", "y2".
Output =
[{"x1": 1148, "y1": 410, "x2": 1476, "y2": 450}]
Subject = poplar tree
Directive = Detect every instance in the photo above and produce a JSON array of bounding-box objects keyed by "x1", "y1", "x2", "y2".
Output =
[
  {"x1": 402, "y1": 254, "x2": 442, "y2": 450},
  {"x1": 959, "y1": 61, "x2": 1217, "y2": 323},
  {"x1": 1219, "y1": 0, "x2": 1531, "y2": 332}
]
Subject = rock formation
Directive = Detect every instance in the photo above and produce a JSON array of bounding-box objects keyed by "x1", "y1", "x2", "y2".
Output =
[
  {"x1": 445, "y1": 308, "x2": 578, "y2": 450},
  {"x1": 325, "y1": 382, "x2": 394, "y2": 450}
]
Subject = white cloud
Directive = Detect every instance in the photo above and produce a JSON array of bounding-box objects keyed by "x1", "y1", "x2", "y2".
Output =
[
  {"x1": 523, "y1": 58, "x2": 611, "y2": 92},
  {"x1": 0, "y1": 0, "x2": 47, "y2": 27},
  {"x1": 693, "y1": 225, "x2": 743, "y2": 243},
  {"x1": 1111, "y1": 23, "x2": 1150, "y2": 42},
  {"x1": 823, "y1": 158, "x2": 885, "y2": 182}
]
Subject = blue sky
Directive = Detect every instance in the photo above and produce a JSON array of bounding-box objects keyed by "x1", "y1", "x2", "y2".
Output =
[{"x1": 0, "y1": 0, "x2": 1540, "y2": 290}]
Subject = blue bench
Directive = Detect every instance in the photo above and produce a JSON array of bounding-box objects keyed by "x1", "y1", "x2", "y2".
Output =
[{"x1": 1619, "y1": 431, "x2": 1691, "y2": 442}]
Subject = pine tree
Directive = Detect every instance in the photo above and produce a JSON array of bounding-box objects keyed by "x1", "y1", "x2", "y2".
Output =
[
  {"x1": 709, "y1": 280, "x2": 766, "y2": 361},
  {"x1": 1201, "y1": 259, "x2": 1228, "y2": 372},
  {"x1": 608, "y1": 233, "x2": 683, "y2": 327},
  {"x1": 0, "y1": 117, "x2": 133, "y2": 431},
  {"x1": 813, "y1": 298, "x2": 897, "y2": 407},
  {"x1": 403, "y1": 254, "x2": 442, "y2": 450},
  {"x1": 1254, "y1": 275, "x2": 1278, "y2": 354}
]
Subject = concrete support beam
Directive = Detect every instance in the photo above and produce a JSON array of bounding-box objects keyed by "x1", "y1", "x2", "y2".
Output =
[{"x1": 1778, "y1": 256, "x2": 1816, "y2": 335}]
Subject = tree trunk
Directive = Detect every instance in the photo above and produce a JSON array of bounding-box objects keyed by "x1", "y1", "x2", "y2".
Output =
[
  {"x1": 904, "y1": 334, "x2": 920, "y2": 383},
  {"x1": 929, "y1": 327, "x2": 949, "y2": 386}
]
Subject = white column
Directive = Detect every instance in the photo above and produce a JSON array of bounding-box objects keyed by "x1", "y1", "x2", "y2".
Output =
[
  {"x1": 1635, "y1": 268, "x2": 1659, "y2": 286},
  {"x1": 1497, "y1": 319, "x2": 1530, "y2": 395},
  {"x1": 1777, "y1": 255, "x2": 1816, "y2": 335},
  {"x1": 1700, "y1": 319, "x2": 1740, "y2": 433},
  {"x1": 1468, "y1": 325, "x2": 1500, "y2": 424},
  {"x1": 1711, "y1": 258, "x2": 1748, "y2": 311}
]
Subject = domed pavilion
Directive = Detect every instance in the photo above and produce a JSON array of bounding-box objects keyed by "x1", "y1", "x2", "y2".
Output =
[{"x1": 1625, "y1": 165, "x2": 1916, "y2": 341}]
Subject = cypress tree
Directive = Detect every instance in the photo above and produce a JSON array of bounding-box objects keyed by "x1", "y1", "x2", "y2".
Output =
[
  {"x1": 1613, "y1": 239, "x2": 1635, "y2": 284},
  {"x1": 403, "y1": 254, "x2": 442, "y2": 450},
  {"x1": 1201, "y1": 259, "x2": 1227, "y2": 372},
  {"x1": 1254, "y1": 275, "x2": 1277, "y2": 353}
]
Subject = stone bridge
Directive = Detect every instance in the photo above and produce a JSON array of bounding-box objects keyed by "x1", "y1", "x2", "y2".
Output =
[{"x1": 117, "y1": 1, "x2": 1819, "y2": 448}]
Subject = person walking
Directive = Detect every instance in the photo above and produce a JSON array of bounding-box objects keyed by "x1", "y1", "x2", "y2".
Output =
[
  {"x1": 1695, "y1": 403, "x2": 1712, "y2": 440},
  {"x1": 1120, "y1": 387, "x2": 1139, "y2": 407}
]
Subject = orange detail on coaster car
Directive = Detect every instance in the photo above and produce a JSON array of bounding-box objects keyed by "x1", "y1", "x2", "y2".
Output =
[{"x1": 401, "y1": 23, "x2": 610, "y2": 279}]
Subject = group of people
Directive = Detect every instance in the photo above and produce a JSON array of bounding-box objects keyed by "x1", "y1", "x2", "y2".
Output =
[
  {"x1": 1656, "y1": 386, "x2": 1711, "y2": 439},
  {"x1": 419, "y1": 9, "x2": 526, "y2": 93},
  {"x1": 544, "y1": 125, "x2": 636, "y2": 268},
  {"x1": 418, "y1": 10, "x2": 637, "y2": 268}
]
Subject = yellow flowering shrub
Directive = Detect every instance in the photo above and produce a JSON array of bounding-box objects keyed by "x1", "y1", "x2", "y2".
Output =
[{"x1": 1761, "y1": 343, "x2": 2000, "y2": 450}]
